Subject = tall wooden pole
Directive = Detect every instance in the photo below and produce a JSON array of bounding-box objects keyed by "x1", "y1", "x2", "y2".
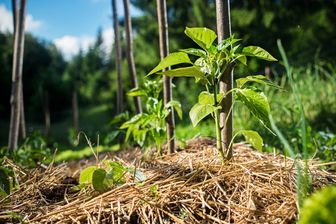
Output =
[
  {"x1": 156, "y1": 0, "x2": 175, "y2": 153},
  {"x1": 8, "y1": 0, "x2": 26, "y2": 150},
  {"x1": 8, "y1": 0, "x2": 27, "y2": 150},
  {"x1": 111, "y1": 0, "x2": 124, "y2": 114},
  {"x1": 216, "y1": 0, "x2": 233, "y2": 159},
  {"x1": 12, "y1": 0, "x2": 26, "y2": 140},
  {"x1": 123, "y1": 0, "x2": 142, "y2": 114}
]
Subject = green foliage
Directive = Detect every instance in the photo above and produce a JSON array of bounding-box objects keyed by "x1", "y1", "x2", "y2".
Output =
[
  {"x1": 148, "y1": 27, "x2": 277, "y2": 159},
  {"x1": 148, "y1": 52, "x2": 192, "y2": 76},
  {"x1": 0, "y1": 166, "x2": 14, "y2": 198},
  {"x1": 78, "y1": 160, "x2": 144, "y2": 193},
  {"x1": 235, "y1": 88, "x2": 270, "y2": 127},
  {"x1": 242, "y1": 46, "x2": 277, "y2": 61},
  {"x1": 299, "y1": 186, "x2": 336, "y2": 224},
  {"x1": 14, "y1": 132, "x2": 52, "y2": 168},
  {"x1": 150, "y1": 184, "x2": 159, "y2": 200},
  {"x1": 0, "y1": 132, "x2": 52, "y2": 169},
  {"x1": 240, "y1": 130, "x2": 263, "y2": 151},
  {"x1": 121, "y1": 79, "x2": 182, "y2": 155},
  {"x1": 189, "y1": 103, "x2": 220, "y2": 127},
  {"x1": 184, "y1": 27, "x2": 217, "y2": 50}
]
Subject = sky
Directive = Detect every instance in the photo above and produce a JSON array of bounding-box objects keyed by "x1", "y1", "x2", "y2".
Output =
[{"x1": 0, "y1": 0, "x2": 142, "y2": 59}]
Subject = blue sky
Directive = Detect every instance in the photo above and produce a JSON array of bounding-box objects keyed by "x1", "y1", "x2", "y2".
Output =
[{"x1": 0, "y1": 0, "x2": 142, "y2": 59}]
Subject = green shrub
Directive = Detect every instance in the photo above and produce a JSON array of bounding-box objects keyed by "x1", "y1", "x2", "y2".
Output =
[{"x1": 299, "y1": 186, "x2": 336, "y2": 224}]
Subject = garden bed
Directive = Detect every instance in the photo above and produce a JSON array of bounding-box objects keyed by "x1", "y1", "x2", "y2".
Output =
[{"x1": 1, "y1": 137, "x2": 335, "y2": 223}]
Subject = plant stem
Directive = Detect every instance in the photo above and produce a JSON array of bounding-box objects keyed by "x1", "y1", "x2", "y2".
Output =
[{"x1": 214, "y1": 83, "x2": 225, "y2": 161}]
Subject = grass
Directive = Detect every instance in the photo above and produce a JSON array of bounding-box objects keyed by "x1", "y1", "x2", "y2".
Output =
[{"x1": 54, "y1": 144, "x2": 120, "y2": 163}]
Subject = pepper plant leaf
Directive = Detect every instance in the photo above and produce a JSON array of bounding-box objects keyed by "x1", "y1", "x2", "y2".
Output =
[
  {"x1": 184, "y1": 27, "x2": 217, "y2": 50},
  {"x1": 179, "y1": 48, "x2": 207, "y2": 58},
  {"x1": 236, "y1": 75, "x2": 281, "y2": 88},
  {"x1": 165, "y1": 100, "x2": 183, "y2": 119},
  {"x1": 234, "y1": 54, "x2": 247, "y2": 65},
  {"x1": 128, "y1": 88, "x2": 147, "y2": 97},
  {"x1": 147, "y1": 52, "x2": 192, "y2": 76},
  {"x1": 160, "y1": 66, "x2": 204, "y2": 79},
  {"x1": 241, "y1": 130, "x2": 263, "y2": 151},
  {"x1": 198, "y1": 91, "x2": 224, "y2": 105},
  {"x1": 235, "y1": 89, "x2": 271, "y2": 126},
  {"x1": 189, "y1": 103, "x2": 221, "y2": 127},
  {"x1": 242, "y1": 46, "x2": 277, "y2": 61},
  {"x1": 217, "y1": 35, "x2": 242, "y2": 51}
]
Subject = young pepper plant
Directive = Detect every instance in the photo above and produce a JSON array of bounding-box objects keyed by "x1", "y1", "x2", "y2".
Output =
[
  {"x1": 120, "y1": 79, "x2": 182, "y2": 155},
  {"x1": 147, "y1": 27, "x2": 278, "y2": 161}
]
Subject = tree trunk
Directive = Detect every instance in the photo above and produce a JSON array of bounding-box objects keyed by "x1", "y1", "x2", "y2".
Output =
[
  {"x1": 111, "y1": 0, "x2": 124, "y2": 114},
  {"x1": 156, "y1": 0, "x2": 175, "y2": 153},
  {"x1": 43, "y1": 91, "x2": 50, "y2": 137},
  {"x1": 8, "y1": 0, "x2": 27, "y2": 150},
  {"x1": 216, "y1": 0, "x2": 233, "y2": 159},
  {"x1": 72, "y1": 88, "x2": 79, "y2": 132},
  {"x1": 122, "y1": 0, "x2": 142, "y2": 114},
  {"x1": 12, "y1": 0, "x2": 26, "y2": 140}
]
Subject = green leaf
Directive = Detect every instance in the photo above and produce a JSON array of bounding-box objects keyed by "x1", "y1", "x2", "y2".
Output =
[
  {"x1": 120, "y1": 114, "x2": 143, "y2": 129},
  {"x1": 0, "y1": 168, "x2": 12, "y2": 197},
  {"x1": 235, "y1": 54, "x2": 247, "y2": 65},
  {"x1": 92, "y1": 168, "x2": 109, "y2": 192},
  {"x1": 79, "y1": 166, "x2": 97, "y2": 185},
  {"x1": 105, "y1": 161, "x2": 127, "y2": 184},
  {"x1": 235, "y1": 89, "x2": 270, "y2": 126},
  {"x1": 241, "y1": 130, "x2": 263, "y2": 151},
  {"x1": 236, "y1": 75, "x2": 281, "y2": 89},
  {"x1": 166, "y1": 100, "x2": 183, "y2": 119},
  {"x1": 217, "y1": 35, "x2": 242, "y2": 51},
  {"x1": 242, "y1": 46, "x2": 277, "y2": 61},
  {"x1": 194, "y1": 58, "x2": 211, "y2": 74},
  {"x1": 179, "y1": 48, "x2": 207, "y2": 58},
  {"x1": 160, "y1": 66, "x2": 204, "y2": 79},
  {"x1": 147, "y1": 52, "x2": 192, "y2": 76},
  {"x1": 184, "y1": 27, "x2": 217, "y2": 50},
  {"x1": 189, "y1": 103, "x2": 220, "y2": 127},
  {"x1": 128, "y1": 88, "x2": 147, "y2": 97},
  {"x1": 198, "y1": 91, "x2": 224, "y2": 105}
]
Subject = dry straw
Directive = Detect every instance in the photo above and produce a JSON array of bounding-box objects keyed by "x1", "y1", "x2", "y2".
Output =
[{"x1": 1, "y1": 137, "x2": 335, "y2": 223}]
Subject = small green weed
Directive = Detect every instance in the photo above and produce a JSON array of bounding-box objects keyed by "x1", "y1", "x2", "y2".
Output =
[{"x1": 78, "y1": 160, "x2": 145, "y2": 193}]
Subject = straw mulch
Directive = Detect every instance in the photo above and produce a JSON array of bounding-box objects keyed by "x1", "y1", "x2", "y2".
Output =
[{"x1": 1, "y1": 137, "x2": 335, "y2": 224}]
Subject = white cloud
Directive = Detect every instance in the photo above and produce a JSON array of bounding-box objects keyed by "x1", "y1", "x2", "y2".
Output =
[
  {"x1": 102, "y1": 27, "x2": 114, "y2": 53},
  {"x1": 54, "y1": 35, "x2": 95, "y2": 60},
  {"x1": 0, "y1": 4, "x2": 42, "y2": 33},
  {"x1": 25, "y1": 14, "x2": 42, "y2": 31},
  {"x1": 54, "y1": 27, "x2": 114, "y2": 60}
]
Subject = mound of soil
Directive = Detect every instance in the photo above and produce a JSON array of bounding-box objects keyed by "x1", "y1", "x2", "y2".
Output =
[{"x1": 1, "y1": 137, "x2": 335, "y2": 223}]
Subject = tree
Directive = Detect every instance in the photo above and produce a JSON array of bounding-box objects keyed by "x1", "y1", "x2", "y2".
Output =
[
  {"x1": 123, "y1": 0, "x2": 142, "y2": 114},
  {"x1": 8, "y1": 0, "x2": 27, "y2": 150},
  {"x1": 11, "y1": 0, "x2": 26, "y2": 140},
  {"x1": 216, "y1": 0, "x2": 233, "y2": 159},
  {"x1": 156, "y1": 0, "x2": 175, "y2": 153},
  {"x1": 111, "y1": 0, "x2": 124, "y2": 114},
  {"x1": 70, "y1": 51, "x2": 83, "y2": 132}
]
